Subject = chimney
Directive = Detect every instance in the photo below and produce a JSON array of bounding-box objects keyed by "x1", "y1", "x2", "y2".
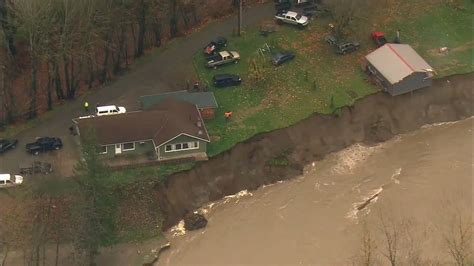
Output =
[{"x1": 197, "y1": 121, "x2": 202, "y2": 128}]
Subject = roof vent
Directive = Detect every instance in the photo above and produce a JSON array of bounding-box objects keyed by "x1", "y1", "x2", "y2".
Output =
[
  {"x1": 197, "y1": 121, "x2": 202, "y2": 128},
  {"x1": 198, "y1": 130, "x2": 203, "y2": 135}
]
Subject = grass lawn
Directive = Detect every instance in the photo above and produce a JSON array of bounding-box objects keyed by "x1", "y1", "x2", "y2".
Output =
[{"x1": 195, "y1": 0, "x2": 473, "y2": 157}]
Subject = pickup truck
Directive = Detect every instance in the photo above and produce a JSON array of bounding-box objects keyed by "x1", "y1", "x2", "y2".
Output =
[
  {"x1": 206, "y1": 51, "x2": 240, "y2": 69},
  {"x1": 26, "y1": 137, "x2": 63, "y2": 155},
  {"x1": 275, "y1": 11, "x2": 309, "y2": 27}
]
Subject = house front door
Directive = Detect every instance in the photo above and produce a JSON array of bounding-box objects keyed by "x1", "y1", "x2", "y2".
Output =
[{"x1": 115, "y1": 144, "x2": 122, "y2": 154}]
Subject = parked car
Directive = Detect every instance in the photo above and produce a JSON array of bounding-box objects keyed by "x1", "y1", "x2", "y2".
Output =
[
  {"x1": 203, "y1": 37, "x2": 227, "y2": 55},
  {"x1": 26, "y1": 137, "x2": 63, "y2": 155},
  {"x1": 324, "y1": 35, "x2": 337, "y2": 46},
  {"x1": 19, "y1": 161, "x2": 53, "y2": 175},
  {"x1": 206, "y1": 51, "x2": 240, "y2": 69},
  {"x1": 212, "y1": 74, "x2": 242, "y2": 88},
  {"x1": 335, "y1": 41, "x2": 360, "y2": 55},
  {"x1": 0, "y1": 173, "x2": 23, "y2": 188},
  {"x1": 325, "y1": 34, "x2": 360, "y2": 55},
  {"x1": 275, "y1": 0, "x2": 291, "y2": 11},
  {"x1": 272, "y1": 51, "x2": 295, "y2": 66},
  {"x1": 371, "y1": 31, "x2": 387, "y2": 47},
  {"x1": 295, "y1": 0, "x2": 311, "y2": 6},
  {"x1": 96, "y1": 105, "x2": 126, "y2": 116},
  {"x1": 0, "y1": 138, "x2": 18, "y2": 154},
  {"x1": 275, "y1": 11, "x2": 309, "y2": 27}
]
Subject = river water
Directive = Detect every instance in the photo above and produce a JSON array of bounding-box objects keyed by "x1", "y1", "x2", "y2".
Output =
[{"x1": 161, "y1": 119, "x2": 473, "y2": 265}]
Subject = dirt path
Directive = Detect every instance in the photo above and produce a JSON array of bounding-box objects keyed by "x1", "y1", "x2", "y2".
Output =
[{"x1": 0, "y1": 2, "x2": 275, "y2": 177}]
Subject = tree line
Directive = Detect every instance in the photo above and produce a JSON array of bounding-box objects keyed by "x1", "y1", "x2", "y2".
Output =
[{"x1": 0, "y1": 0, "x2": 240, "y2": 127}]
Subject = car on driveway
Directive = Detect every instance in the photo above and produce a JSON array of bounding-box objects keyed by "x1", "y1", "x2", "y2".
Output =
[
  {"x1": 213, "y1": 74, "x2": 242, "y2": 88},
  {"x1": 206, "y1": 51, "x2": 240, "y2": 69},
  {"x1": 275, "y1": 11, "x2": 309, "y2": 28},
  {"x1": 272, "y1": 51, "x2": 295, "y2": 66},
  {"x1": 0, "y1": 173, "x2": 23, "y2": 188},
  {"x1": 96, "y1": 105, "x2": 126, "y2": 116},
  {"x1": 0, "y1": 139, "x2": 18, "y2": 154},
  {"x1": 26, "y1": 137, "x2": 63, "y2": 155},
  {"x1": 204, "y1": 37, "x2": 227, "y2": 55}
]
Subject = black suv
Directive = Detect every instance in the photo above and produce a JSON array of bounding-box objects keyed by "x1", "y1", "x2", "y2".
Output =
[
  {"x1": 26, "y1": 137, "x2": 63, "y2": 155},
  {"x1": 213, "y1": 74, "x2": 242, "y2": 88},
  {"x1": 0, "y1": 139, "x2": 18, "y2": 154}
]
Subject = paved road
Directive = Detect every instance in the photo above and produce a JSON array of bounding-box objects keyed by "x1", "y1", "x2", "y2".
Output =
[{"x1": 0, "y1": 3, "x2": 275, "y2": 177}]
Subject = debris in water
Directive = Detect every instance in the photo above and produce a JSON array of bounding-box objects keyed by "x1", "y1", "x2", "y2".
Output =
[{"x1": 346, "y1": 187, "x2": 383, "y2": 221}]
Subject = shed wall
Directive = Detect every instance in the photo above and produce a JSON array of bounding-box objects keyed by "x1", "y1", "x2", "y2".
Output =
[{"x1": 391, "y1": 72, "x2": 432, "y2": 96}]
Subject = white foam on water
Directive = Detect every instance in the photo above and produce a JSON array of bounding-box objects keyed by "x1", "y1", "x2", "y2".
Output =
[
  {"x1": 199, "y1": 190, "x2": 254, "y2": 216},
  {"x1": 330, "y1": 143, "x2": 383, "y2": 175},
  {"x1": 390, "y1": 168, "x2": 402, "y2": 184},
  {"x1": 170, "y1": 220, "x2": 186, "y2": 237}
]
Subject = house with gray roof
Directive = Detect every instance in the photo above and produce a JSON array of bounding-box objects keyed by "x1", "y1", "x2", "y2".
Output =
[
  {"x1": 366, "y1": 43, "x2": 434, "y2": 96},
  {"x1": 73, "y1": 99, "x2": 210, "y2": 164},
  {"x1": 139, "y1": 90, "x2": 218, "y2": 119}
]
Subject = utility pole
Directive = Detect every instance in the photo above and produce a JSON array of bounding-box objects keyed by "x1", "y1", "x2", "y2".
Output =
[{"x1": 237, "y1": 0, "x2": 242, "y2": 36}]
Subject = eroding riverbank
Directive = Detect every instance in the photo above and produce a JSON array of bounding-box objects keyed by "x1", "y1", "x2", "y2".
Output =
[{"x1": 155, "y1": 73, "x2": 473, "y2": 228}]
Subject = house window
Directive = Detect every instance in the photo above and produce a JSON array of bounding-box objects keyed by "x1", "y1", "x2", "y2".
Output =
[
  {"x1": 99, "y1": 146, "x2": 107, "y2": 154},
  {"x1": 122, "y1": 142, "x2": 135, "y2": 151},
  {"x1": 164, "y1": 141, "x2": 200, "y2": 153}
]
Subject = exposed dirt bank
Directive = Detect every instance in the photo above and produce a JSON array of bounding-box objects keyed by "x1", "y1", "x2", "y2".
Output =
[{"x1": 156, "y1": 73, "x2": 473, "y2": 228}]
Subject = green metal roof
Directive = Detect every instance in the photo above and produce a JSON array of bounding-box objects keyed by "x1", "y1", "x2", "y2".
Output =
[{"x1": 139, "y1": 90, "x2": 218, "y2": 110}]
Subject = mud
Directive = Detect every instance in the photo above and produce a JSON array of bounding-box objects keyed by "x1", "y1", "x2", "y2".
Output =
[{"x1": 156, "y1": 73, "x2": 473, "y2": 229}]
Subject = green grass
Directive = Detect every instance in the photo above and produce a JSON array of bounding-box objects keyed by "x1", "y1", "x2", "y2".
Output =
[
  {"x1": 194, "y1": 0, "x2": 473, "y2": 157},
  {"x1": 367, "y1": 0, "x2": 473, "y2": 77}
]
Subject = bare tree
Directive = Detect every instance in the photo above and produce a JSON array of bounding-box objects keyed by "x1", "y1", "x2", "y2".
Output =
[
  {"x1": 14, "y1": 0, "x2": 55, "y2": 118},
  {"x1": 442, "y1": 210, "x2": 472, "y2": 265},
  {"x1": 377, "y1": 210, "x2": 402, "y2": 266},
  {"x1": 402, "y1": 219, "x2": 423, "y2": 266},
  {"x1": 353, "y1": 220, "x2": 378, "y2": 266}
]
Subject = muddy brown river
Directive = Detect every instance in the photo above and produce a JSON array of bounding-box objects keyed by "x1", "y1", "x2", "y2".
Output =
[{"x1": 160, "y1": 118, "x2": 473, "y2": 265}]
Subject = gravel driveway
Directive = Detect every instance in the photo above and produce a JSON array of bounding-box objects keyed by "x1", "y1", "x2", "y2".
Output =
[{"x1": 0, "y1": 3, "x2": 275, "y2": 177}]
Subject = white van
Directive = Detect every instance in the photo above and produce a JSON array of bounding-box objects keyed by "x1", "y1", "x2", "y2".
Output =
[
  {"x1": 0, "y1": 173, "x2": 24, "y2": 188},
  {"x1": 95, "y1": 105, "x2": 127, "y2": 116}
]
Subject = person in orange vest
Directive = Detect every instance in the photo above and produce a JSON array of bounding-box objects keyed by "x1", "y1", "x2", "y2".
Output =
[{"x1": 224, "y1": 111, "x2": 233, "y2": 121}]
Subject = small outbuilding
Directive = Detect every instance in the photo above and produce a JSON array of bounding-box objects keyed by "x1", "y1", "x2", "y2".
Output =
[
  {"x1": 365, "y1": 43, "x2": 434, "y2": 96},
  {"x1": 139, "y1": 90, "x2": 218, "y2": 119}
]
